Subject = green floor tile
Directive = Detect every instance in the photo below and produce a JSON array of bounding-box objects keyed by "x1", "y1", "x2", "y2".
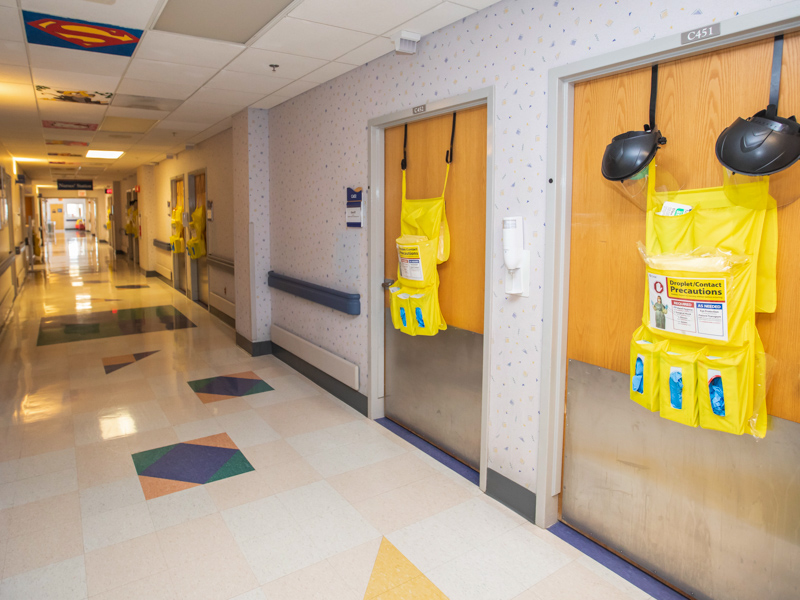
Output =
[{"x1": 205, "y1": 450, "x2": 255, "y2": 483}]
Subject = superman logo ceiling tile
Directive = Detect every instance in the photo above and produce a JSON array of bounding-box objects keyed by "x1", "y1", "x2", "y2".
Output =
[{"x1": 23, "y1": 10, "x2": 143, "y2": 57}]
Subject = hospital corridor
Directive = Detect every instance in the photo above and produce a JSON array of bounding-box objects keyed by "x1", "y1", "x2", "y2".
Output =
[{"x1": 0, "y1": 1, "x2": 798, "y2": 599}]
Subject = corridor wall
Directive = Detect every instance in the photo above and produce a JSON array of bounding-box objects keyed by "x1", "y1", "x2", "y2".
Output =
[
  {"x1": 265, "y1": 0, "x2": 786, "y2": 492},
  {"x1": 149, "y1": 128, "x2": 236, "y2": 312}
]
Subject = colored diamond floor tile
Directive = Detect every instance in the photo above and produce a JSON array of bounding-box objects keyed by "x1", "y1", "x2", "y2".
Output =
[
  {"x1": 187, "y1": 371, "x2": 273, "y2": 403},
  {"x1": 0, "y1": 232, "x2": 657, "y2": 600},
  {"x1": 102, "y1": 350, "x2": 159, "y2": 374},
  {"x1": 365, "y1": 538, "x2": 448, "y2": 599},
  {"x1": 133, "y1": 433, "x2": 254, "y2": 499},
  {"x1": 37, "y1": 304, "x2": 196, "y2": 345}
]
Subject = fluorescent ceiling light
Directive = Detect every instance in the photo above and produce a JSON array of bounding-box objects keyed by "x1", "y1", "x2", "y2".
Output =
[
  {"x1": 86, "y1": 150, "x2": 124, "y2": 159},
  {"x1": 13, "y1": 157, "x2": 45, "y2": 162}
]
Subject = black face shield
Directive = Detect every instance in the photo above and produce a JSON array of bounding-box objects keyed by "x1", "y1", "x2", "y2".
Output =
[
  {"x1": 602, "y1": 65, "x2": 667, "y2": 182},
  {"x1": 716, "y1": 35, "x2": 800, "y2": 176}
]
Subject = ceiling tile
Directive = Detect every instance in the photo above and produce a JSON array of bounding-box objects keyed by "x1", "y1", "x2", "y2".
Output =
[
  {"x1": 250, "y1": 94, "x2": 288, "y2": 110},
  {"x1": 156, "y1": 119, "x2": 208, "y2": 132},
  {"x1": 29, "y1": 45, "x2": 130, "y2": 77},
  {"x1": 188, "y1": 117, "x2": 232, "y2": 144},
  {"x1": 135, "y1": 31, "x2": 245, "y2": 68},
  {"x1": 32, "y1": 68, "x2": 120, "y2": 92},
  {"x1": 124, "y1": 58, "x2": 217, "y2": 87},
  {"x1": 387, "y1": 2, "x2": 475, "y2": 38},
  {"x1": 116, "y1": 78, "x2": 200, "y2": 101},
  {"x1": 106, "y1": 106, "x2": 170, "y2": 120},
  {"x1": 226, "y1": 48, "x2": 325, "y2": 79},
  {"x1": 191, "y1": 87, "x2": 266, "y2": 108},
  {"x1": 112, "y1": 94, "x2": 182, "y2": 112},
  {"x1": 38, "y1": 100, "x2": 107, "y2": 121},
  {"x1": 20, "y1": 0, "x2": 163, "y2": 29},
  {"x1": 169, "y1": 100, "x2": 239, "y2": 124},
  {"x1": 205, "y1": 70, "x2": 292, "y2": 95},
  {"x1": 289, "y1": 0, "x2": 440, "y2": 35},
  {"x1": 337, "y1": 37, "x2": 395, "y2": 66},
  {"x1": 451, "y1": 0, "x2": 498, "y2": 9},
  {"x1": 0, "y1": 82, "x2": 36, "y2": 108},
  {"x1": 272, "y1": 79, "x2": 317, "y2": 99},
  {"x1": 100, "y1": 117, "x2": 157, "y2": 134},
  {"x1": 301, "y1": 62, "x2": 357, "y2": 84},
  {"x1": 251, "y1": 17, "x2": 373, "y2": 60},
  {"x1": 0, "y1": 41, "x2": 28, "y2": 67},
  {"x1": 0, "y1": 7, "x2": 24, "y2": 42},
  {"x1": 155, "y1": 0, "x2": 294, "y2": 44},
  {"x1": 0, "y1": 64, "x2": 31, "y2": 85}
]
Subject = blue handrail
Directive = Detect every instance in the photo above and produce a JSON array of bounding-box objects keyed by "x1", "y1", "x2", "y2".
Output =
[{"x1": 268, "y1": 271, "x2": 360, "y2": 316}]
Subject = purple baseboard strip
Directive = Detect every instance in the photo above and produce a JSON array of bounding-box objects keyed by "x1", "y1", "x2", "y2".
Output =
[
  {"x1": 548, "y1": 522, "x2": 688, "y2": 600},
  {"x1": 376, "y1": 418, "x2": 479, "y2": 485}
]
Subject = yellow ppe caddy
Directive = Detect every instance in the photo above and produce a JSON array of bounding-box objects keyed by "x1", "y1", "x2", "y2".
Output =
[
  {"x1": 169, "y1": 209, "x2": 184, "y2": 254},
  {"x1": 186, "y1": 205, "x2": 206, "y2": 259},
  {"x1": 389, "y1": 116, "x2": 456, "y2": 337},
  {"x1": 630, "y1": 164, "x2": 775, "y2": 437}
]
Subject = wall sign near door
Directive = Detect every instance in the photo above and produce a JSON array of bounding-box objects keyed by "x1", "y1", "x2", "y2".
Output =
[
  {"x1": 680, "y1": 23, "x2": 720, "y2": 45},
  {"x1": 412, "y1": 104, "x2": 426, "y2": 115}
]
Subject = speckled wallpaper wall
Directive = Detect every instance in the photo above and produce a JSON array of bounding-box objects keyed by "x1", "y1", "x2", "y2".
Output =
[{"x1": 267, "y1": 0, "x2": 786, "y2": 491}]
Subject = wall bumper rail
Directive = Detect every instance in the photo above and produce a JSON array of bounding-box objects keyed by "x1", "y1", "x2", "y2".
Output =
[
  {"x1": 268, "y1": 271, "x2": 360, "y2": 315},
  {"x1": 207, "y1": 254, "x2": 235, "y2": 272},
  {"x1": 153, "y1": 239, "x2": 171, "y2": 251}
]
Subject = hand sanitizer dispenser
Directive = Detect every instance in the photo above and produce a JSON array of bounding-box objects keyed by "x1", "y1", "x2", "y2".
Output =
[{"x1": 503, "y1": 216, "x2": 530, "y2": 297}]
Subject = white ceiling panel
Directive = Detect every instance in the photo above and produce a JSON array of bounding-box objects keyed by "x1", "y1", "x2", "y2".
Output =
[
  {"x1": 191, "y1": 87, "x2": 266, "y2": 108},
  {"x1": 156, "y1": 119, "x2": 208, "y2": 132},
  {"x1": 169, "y1": 100, "x2": 239, "y2": 124},
  {"x1": 20, "y1": 0, "x2": 163, "y2": 29},
  {"x1": 32, "y1": 69, "x2": 120, "y2": 92},
  {"x1": 124, "y1": 59, "x2": 217, "y2": 88},
  {"x1": 155, "y1": 0, "x2": 294, "y2": 44},
  {"x1": 0, "y1": 7, "x2": 23, "y2": 42},
  {"x1": 451, "y1": 0, "x2": 498, "y2": 10},
  {"x1": 0, "y1": 82, "x2": 38, "y2": 108},
  {"x1": 301, "y1": 61, "x2": 357, "y2": 84},
  {"x1": 252, "y1": 17, "x2": 373, "y2": 60},
  {"x1": 38, "y1": 102, "x2": 106, "y2": 123},
  {"x1": 116, "y1": 78, "x2": 200, "y2": 101},
  {"x1": 29, "y1": 46, "x2": 131, "y2": 78},
  {"x1": 337, "y1": 37, "x2": 395, "y2": 66},
  {"x1": 0, "y1": 64, "x2": 31, "y2": 85},
  {"x1": 250, "y1": 94, "x2": 288, "y2": 110},
  {"x1": 226, "y1": 48, "x2": 325, "y2": 79},
  {"x1": 188, "y1": 117, "x2": 232, "y2": 144},
  {"x1": 139, "y1": 129, "x2": 193, "y2": 143},
  {"x1": 205, "y1": 70, "x2": 292, "y2": 96},
  {"x1": 135, "y1": 31, "x2": 245, "y2": 69},
  {"x1": 0, "y1": 41, "x2": 28, "y2": 67},
  {"x1": 290, "y1": 0, "x2": 440, "y2": 35},
  {"x1": 106, "y1": 106, "x2": 170, "y2": 120},
  {"x1": 272, "y1": 79, "x2": 316, "y2": 99},
  {"x1": 387, "y1": 2, "x2": 475, "y2": 38}
]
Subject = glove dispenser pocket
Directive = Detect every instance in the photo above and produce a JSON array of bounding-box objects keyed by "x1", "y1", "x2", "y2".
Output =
[
  {"x1": 697, "y1": 347, "x2": 750, "y2": 435},
  {"x1": 659, "y1": 347, "x2": 704, "y2": 427},
  {"x1": 630, "y1": 326, "x2": 668, "y2": 411}
]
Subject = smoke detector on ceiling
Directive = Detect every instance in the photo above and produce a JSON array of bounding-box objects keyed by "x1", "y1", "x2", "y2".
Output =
[{"x1": 393, "y1": 31, "x2": 421, "y2": 55}]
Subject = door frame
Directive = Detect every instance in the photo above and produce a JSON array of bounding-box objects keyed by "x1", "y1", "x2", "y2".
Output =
[
  {"x1": 538, "y1": 1, "x2": 800, "y2": 528},
  {"x1": 170, "y1": 175, "x2": 186, "y2": 293},
  {"x1": 367, "y1": 87, "x2": 496, "y2": 491}
]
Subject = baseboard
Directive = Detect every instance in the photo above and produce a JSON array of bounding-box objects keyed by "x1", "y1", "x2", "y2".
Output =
[
  {"x1": 116, "y1": 250, "x2": 125, "y2": 255},
  {"x1": 236, "y1": 332, "x2": 273, "y2": 357},
  {"x1": 98, "y1": 239, "x2": 108, "y2": 244},
  {"x1": 270, "y1": 325, "x2": 359, "y2": 390},
  {"x1": 144, "y1": 270, "x2": 157, "y2": 277},
  {"x1": 272, "y1": 343, "x2": 368, "y2": 417},
  {"x1": 155, "y1": 272, "x2": 171, "y2": 286},
  {"x1": 210, "y1": 305, "x2": 235, "y2": 329},
  {"x1": 486, "y1": 468, "x2": 537, "y2": 523}
]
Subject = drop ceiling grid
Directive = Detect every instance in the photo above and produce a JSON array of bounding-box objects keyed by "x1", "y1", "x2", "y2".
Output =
[{"x1": 2, "y1": 0, "x2": 493, "y2": 182}]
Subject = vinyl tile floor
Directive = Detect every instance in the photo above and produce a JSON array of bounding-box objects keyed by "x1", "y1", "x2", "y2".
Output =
[{"x1": 0, "y1": 232, "x2": 656, "y2": 599}]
